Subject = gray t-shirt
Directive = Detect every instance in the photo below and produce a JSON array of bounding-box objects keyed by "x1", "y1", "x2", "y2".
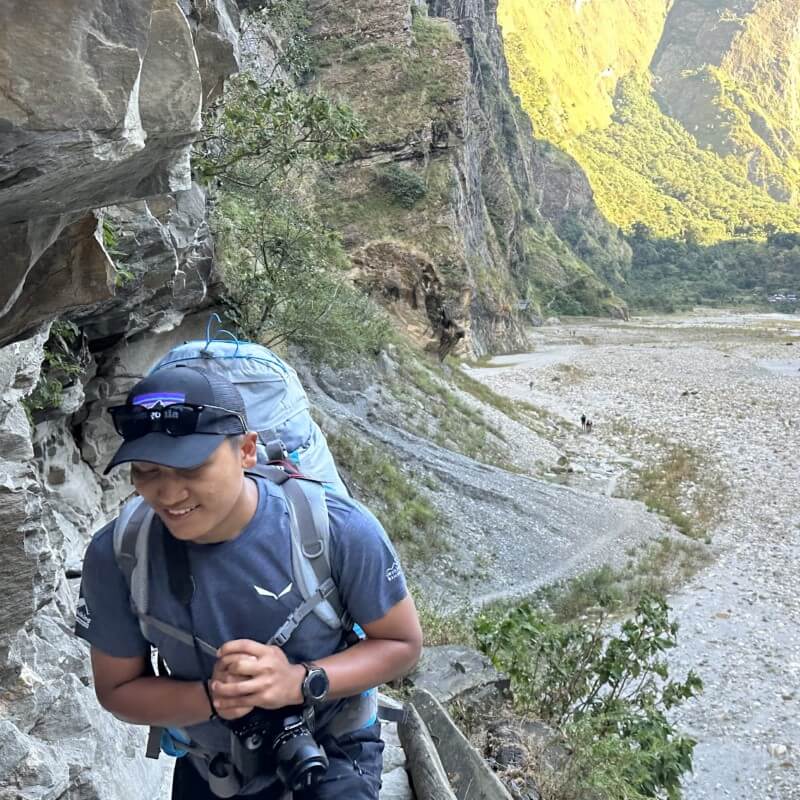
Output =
[{"x1": 74, "y1": 476, "x2": 407, "y2": 757}]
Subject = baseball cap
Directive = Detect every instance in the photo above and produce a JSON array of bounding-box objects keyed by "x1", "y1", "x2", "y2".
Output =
[{"x1": 104, "y1": 366, "x2": 249, "y2": 475}]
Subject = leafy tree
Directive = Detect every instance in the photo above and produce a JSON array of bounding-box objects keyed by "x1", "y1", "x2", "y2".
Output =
[
  {"x1": 214, "y1": 192, "x2": 390, "y2": 365},
  {"x1": 195, "y1": 35, "x2": 390, "y2": 363},
  {"x1": 195, "y1": 74, "x2": 364, "y2": 189}
]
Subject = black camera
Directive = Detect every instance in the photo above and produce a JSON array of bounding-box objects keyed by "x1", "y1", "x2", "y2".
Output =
[{"x1": 227, "y1": 706, "x2": 329, "y2": 791}]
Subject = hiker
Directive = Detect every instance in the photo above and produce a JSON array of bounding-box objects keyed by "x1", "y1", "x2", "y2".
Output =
[
  {"x1": 74, "y1": 363, "x2": 422, "y2": 800},
  {"x1": 580, "y1": 413, "x2": 586, "y2": 431},
  {"x1": 586, "y1": 419, "x2": 593, "y2": 433}
]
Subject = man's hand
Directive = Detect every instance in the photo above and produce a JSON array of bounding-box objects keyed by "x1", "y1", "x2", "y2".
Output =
[
  {"x1": 210, "y1": 640, "x2": 305, "y2": 717},
  {"x1": 210, "y1": 654, "x2": 255, "y2": 721}
]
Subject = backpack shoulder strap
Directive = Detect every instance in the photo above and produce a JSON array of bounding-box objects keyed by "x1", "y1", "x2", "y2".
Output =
[
  {"x1": 113, "y1": 496, "x2": 152, "y2": 596},
  {"x1": 246, "y1": 466, "x2": 351, "y2": 633},
  {"x1": 112, "y1": 497, "x2": 215, "y2": 655}
]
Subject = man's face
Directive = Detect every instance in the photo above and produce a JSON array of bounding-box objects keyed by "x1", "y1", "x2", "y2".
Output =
[{"x1": 130, "y1": 433, "x2": 258, "y2": 543}]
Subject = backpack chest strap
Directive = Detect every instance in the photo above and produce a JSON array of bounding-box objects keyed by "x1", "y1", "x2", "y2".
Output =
[{"x1": 268, "y1": 577, "x2": 339, "y2": 647}]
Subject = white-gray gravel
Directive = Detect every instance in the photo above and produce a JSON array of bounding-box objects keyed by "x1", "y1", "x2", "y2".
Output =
[{"x1": 473, "y1": 311, "x2": 800, "y2": 799}]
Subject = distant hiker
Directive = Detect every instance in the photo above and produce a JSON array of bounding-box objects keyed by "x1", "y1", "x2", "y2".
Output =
[
  {"x1": 580, "y1": 413, "x2": 587, "y2": 431},
  {"x1": 586, "y1": 419, "x2": 593, "y2": 433},
  {"x1": 529, "y1": 380, "x2": 534, "y2": 390}
]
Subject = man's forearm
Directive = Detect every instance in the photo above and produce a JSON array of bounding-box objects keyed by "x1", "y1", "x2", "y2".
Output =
[
  {"x1": 100, "y1": 676, "x2": 212, "y2": 728},
  {"x1": 316, "y1": 637, "x2": 420, "y2": 700}
]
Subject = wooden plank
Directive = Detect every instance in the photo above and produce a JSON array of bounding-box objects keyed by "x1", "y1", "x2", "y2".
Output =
[{"x1": 398, "y1": 701, "x2": 458, "y2": 800}]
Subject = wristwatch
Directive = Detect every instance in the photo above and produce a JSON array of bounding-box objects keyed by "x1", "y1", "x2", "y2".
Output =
[{"x1": 301, "y1": 662, "x2": 330, "y2": 704}]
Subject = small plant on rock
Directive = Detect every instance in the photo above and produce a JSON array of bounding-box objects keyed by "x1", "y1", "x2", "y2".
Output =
[
  {"x1": 376, "y1": 163, "x2": 428, "y2": 209},
  {"x1": 24, "y1": 321, "x2": 87, "y2": 418}
]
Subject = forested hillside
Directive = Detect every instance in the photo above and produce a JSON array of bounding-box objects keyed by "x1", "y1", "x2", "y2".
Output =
[{"x1": 498, "y1": 0, "x2": 800, "y2": 310}]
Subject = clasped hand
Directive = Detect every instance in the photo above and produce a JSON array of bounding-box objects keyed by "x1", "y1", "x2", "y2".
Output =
[{"x1": 209, "y1": 639, "x2": 304, "y2": 721}]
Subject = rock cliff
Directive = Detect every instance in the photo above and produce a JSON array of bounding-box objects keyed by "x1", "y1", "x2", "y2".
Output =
[
  {"x1": 311, "y1": 0, "x2": 626, "y2": 355},
  {"x1": 0, "y1": 3, "x2": 241, "y2": 796}
]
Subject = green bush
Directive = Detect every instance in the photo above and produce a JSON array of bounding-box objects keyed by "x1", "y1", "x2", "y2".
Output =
[
  {"x1": 198, "y1": 59, "x2": 391, "y2": 365},
  {"x1": 214, "y1": 192, "x2": 391, "y2": 366},
  {"x1": 195, "y1": 73, "x2": 364, "y2": 188},
  {"x1": 475, "y1": 595, "x2": 702, "y2": 799},
  {"x1": 376, "y1": 163, "x2": 428, "y2": 209}
]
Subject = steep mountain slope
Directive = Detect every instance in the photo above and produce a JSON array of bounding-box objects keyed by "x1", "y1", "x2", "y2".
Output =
[
  {"x1": 652, "y1": 0, "x2": 800, "y2": 203},
  {"x1": 499, "y1": 0, "x2": 800, "y2": 245},
  {"x1": 498, "y1": 0, "x2": 669, "y2": 139},
  {"x1": 309, "y1": 0, "x2": 629, "y2": 343},
  {"x1": 572, "y1": 74, "x2": 800, "y2": 240}
]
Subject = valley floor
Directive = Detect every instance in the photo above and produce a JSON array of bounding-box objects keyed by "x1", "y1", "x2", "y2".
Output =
[{"x1": 469, "y1": 311, "x2": 800, "y2": 799}]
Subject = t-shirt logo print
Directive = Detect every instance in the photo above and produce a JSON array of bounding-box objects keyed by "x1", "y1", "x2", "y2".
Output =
[
  {"x1": 253, "y1": 581, "x2": 293, "y2": 600},
  {"x1": 75, "y1": 597, "x2": 91, "y2": 629}
]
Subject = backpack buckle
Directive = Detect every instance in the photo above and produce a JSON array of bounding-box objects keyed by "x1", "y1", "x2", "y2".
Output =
[
  {"x1": 271, "y1": 626, "x2": 291, "y2": 647},
  {"x1": 265, "y1": 438, "x2": 288, "y2": 461}
]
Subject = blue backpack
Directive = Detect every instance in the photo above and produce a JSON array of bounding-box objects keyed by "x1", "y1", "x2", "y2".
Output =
[
  {"x1": 114, "y1": 315, "x2": 354, "y2": 641},
  {"x1": 149, "y1": 316, "x2": 348, "y2": 495}
]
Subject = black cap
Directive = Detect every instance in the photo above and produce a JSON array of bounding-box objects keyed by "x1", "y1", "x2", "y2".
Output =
[{"x1": 104, "y1": 366, "x2": 249, "y2": 475}]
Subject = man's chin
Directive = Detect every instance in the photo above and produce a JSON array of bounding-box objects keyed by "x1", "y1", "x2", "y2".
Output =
[{"x1": 158, "y1": 511, "x2": 210, "y2": 542}]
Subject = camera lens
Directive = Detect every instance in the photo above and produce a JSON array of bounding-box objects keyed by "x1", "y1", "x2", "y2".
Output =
[{"x1": 274, "y1": 730, "x2": 329, "y2": 791}]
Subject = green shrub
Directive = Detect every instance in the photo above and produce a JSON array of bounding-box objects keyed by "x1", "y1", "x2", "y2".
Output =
[
  {"x1": 195, "y1": 73, "x2": 364, "y2": 188},
  {"x1": 24, "y1": 321, "x2": 85, "y2": 417},
  {"x1": 198, "y1": 61, "x2": 391, "y2": 365},
  {"x1": 475, "y1": 595, "x2": 702, "y2": 799},
  {"x1": 101, "y1": 217, "x2": 135, "y2": 287},
  {"x1": 376, "y1": 163, "x2": 428, "y2": 209},
  {"x1": 214, "y1": 192, "x2": 391, "y2": 366}
]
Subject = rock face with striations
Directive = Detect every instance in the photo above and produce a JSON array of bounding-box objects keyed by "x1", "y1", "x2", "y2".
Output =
[
  {"x1": 311, "y1": 0, "x2": 626, "y2": 358},
  {"x1": 0, "y1": 0, "x2": 240, "y2": 347}
]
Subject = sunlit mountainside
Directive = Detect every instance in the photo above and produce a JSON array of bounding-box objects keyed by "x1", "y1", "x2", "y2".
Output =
[
  {"x1": 499, "y1": 0, "x2": 800, "y2": 242},
  {"x1": 498, "y1": 0, "x2": 800, "y2": 309}
]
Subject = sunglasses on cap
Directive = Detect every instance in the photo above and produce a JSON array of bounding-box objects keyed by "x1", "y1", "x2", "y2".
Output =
[{"x1": 107, "y1": 403, "x2": 247, "y2": 441}]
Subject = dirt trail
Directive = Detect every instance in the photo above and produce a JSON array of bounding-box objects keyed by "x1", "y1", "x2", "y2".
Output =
[{"x1": 470, "y1": 312, "x2": 800, "y2": 799}]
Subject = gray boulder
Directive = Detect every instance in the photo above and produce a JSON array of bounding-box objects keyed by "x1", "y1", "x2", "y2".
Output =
[
  {"x1": 380, "y1": 767, "x2": 413, "y2": 800},
  {"x1": 404, "y1": 645, "x2": 510, "y2": 712},
  {"x1": 0, "y1": 0, "x2": 232, "y2": 347}
]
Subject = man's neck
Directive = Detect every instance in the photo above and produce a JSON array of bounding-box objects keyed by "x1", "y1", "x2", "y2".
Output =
[{"x1": 194, "y1": 476, "x2": 259, "y2": 544}]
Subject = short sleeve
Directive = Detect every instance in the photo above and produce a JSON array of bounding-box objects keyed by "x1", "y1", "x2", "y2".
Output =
[
  {"x1": 329, "y1": 500, "x2": 408, "y2": 627},
  {"x1": 74, "y1": 521, "x2": 150, "y2": 658}
]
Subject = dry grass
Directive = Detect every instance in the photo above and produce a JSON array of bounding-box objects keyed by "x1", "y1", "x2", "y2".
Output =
[{"x1": 631, "y1": 444, "x2": 720, "y2": 540}]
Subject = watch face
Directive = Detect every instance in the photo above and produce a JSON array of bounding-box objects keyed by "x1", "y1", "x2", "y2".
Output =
[{"x1": 307, "y1": 670, "x2": 328, "y2": 699}]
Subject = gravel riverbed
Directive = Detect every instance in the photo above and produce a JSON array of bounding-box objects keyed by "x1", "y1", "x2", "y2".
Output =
[{"x1": 470, "y1": 311, "x2": 800, "y2": 799}]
